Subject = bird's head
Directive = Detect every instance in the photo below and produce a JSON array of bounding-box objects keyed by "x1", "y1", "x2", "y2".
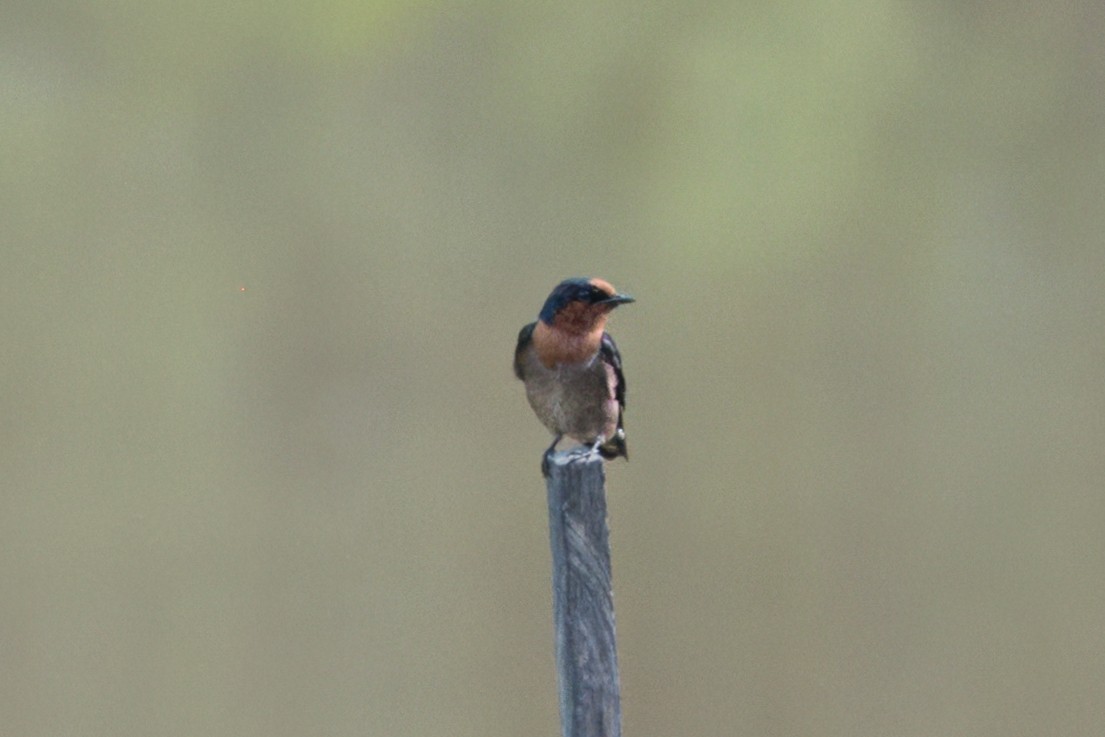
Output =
[{"x1": 538, "y1": 277, "x2": 635, "y2": 335}]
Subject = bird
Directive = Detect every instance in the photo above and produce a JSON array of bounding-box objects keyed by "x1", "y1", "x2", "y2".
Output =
[{"x1": 514, "y1": 277, "x2": 634, "y2": 476}]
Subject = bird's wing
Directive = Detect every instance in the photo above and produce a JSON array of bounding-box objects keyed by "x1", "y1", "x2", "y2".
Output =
[
  {"x1": 600, "y1": 332, "x2": 626, "y2": 408},
  {"x1": 513, "y1": 322, "x2": 537, "y2": 380},
  {"x1": 600, "y1": 331, "x2": 628, "y2": 460}
]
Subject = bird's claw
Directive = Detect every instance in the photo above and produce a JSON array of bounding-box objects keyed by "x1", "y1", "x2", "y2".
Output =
[
  {"x1": 541, "y1": 434, "x2": 563, "y2": 478},
  {"x1": 541, "y1": 435, "x2": 606, "y2": 476},
  {"x1": 568, "y1": 445, "x2": 599, "y2": 461},
  {"x1": 565, "y1": 438, "x2": 604, "y2": 464}
]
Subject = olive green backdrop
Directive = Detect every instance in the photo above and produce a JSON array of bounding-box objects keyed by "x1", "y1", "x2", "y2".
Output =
[{"x1": 4, "y1": 2, "x2": 1103, "y2": 735}]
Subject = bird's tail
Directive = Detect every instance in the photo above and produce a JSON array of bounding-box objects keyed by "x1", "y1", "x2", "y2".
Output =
[{"x1": 598, "y1": 429, "x2": 628, "y2": 461}]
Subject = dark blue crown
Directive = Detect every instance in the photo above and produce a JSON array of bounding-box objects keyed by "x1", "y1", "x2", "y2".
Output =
[{"x1": 539, "y1": 278, "x2": 603, "y2": 323}]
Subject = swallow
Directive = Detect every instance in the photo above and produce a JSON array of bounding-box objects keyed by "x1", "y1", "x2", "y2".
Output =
[{"x1": 514, "y1": 277, "x2": 634, "y2": 476}]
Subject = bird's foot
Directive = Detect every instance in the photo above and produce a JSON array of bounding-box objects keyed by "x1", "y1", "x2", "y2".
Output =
[
  {"x1": 564, "y1": 437, "x2": 605, "y2": 463},
  {"x1": 541, "y1": 434, "x2": 563, "y2": 478}
]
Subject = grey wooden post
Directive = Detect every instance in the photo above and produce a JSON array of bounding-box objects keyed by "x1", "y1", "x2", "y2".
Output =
[{"x1": 545, "y1": 451, "x2": 622, "y2": 737}]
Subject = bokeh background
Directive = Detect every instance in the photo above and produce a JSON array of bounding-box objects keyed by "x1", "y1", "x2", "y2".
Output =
[{"x1": 4, "y1": 1, "x2": 1104, "y2": 735}]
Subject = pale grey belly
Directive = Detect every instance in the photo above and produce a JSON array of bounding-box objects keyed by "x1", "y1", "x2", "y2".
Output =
[{"x1": 524, "y1": 358, "x2": 617, "y2": 441}]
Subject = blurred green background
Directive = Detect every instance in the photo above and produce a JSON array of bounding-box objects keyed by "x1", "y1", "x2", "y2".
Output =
[{"x1": 4, "y1": 1, "x2": 1104, "y2": 735}]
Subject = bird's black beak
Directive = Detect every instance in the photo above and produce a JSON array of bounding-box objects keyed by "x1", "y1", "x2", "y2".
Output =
[{"x1": 599, "y1": 293, "x2": 635, "y2": 306}]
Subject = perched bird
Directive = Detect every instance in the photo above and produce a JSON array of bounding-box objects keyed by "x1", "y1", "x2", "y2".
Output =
[{"x1": 514, "y1": 277, "x2": 634, "y2": 476}]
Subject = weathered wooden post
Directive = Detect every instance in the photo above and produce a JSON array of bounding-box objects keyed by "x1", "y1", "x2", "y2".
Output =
[{"x1": 544, "y1": 451, "x2": 622, "y2": 737}]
